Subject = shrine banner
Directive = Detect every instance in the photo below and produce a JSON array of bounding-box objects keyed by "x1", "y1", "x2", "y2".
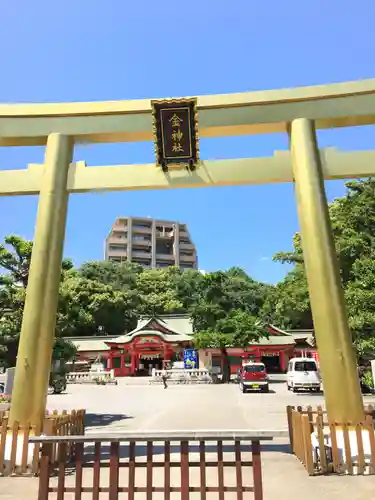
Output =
[
  {"x1": 151, "y1": 98, "x2": 199, "y2": 169},
  {"x1": 183, "y1": 348, "x2": 198, "y2": 369}
]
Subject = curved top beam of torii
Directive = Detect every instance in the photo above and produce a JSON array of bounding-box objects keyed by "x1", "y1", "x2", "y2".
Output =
[{"x1": 1, "y1": 79, "x2": 375, "y2": 146}]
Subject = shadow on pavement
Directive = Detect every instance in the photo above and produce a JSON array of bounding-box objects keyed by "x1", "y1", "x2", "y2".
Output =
[
  {"x1": 240, "y1": 389, "x2": 277, "y2": 395},
  {"x1": 293, "y1": 392, "x2": 324, "y2": 396},
  {"x1": 261, "y1": 442, "x2": 291, "y2": 453},
  {"x1": 83, "y1": 442, "x2": 291, "y2": 462},
  {"x1": 85, "y1": 413, "x2": 133, "y2": 427}
]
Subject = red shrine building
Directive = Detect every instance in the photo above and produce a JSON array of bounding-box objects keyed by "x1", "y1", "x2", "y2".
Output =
[
  {"x1": 199, "y1": 325, "x2": 318, "y2": 375},
  {"x1": 68, "y1": 315, "x2": 317, "y2": 377},
  {"x1": 69, "y1": 315, "x2": 194, "y2": 377}
]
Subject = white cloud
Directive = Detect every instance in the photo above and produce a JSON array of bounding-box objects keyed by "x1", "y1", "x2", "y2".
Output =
[{"x1": 259, "y1": 256, "x2": 269, "y2": 262}]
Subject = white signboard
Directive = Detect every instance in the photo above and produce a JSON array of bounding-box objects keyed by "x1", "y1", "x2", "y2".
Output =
[
  {"x1": 4, "y1": 367, "x2": 15, "y2": 395},
  {"x1": 371, "y1": 360, "x2": 375, "y2": 388}
]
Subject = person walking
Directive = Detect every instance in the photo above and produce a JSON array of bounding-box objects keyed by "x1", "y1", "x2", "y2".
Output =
[{"x1": 161, "y1": 368, "x2": 168, "y2": 389}]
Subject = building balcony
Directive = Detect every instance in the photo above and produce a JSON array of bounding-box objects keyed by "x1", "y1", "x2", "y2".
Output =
[
  {"x1": 107, "y1": 236, "x2": 128, "y2": 245},
  {"x1": 179, "y1": 242, "x2": 194, "y2": 250},
  {"x1": 132, "y1": 238, "x2": 151, "y2": 246},
  {"x1": 112, "y1": 224, "x2": 127, "y2": 232},
  {"x1": 132, "y1": 226, "x2": 152, "y2": 234},
  {"x1": 132, "y1": 250, "x2": 152, "y2": 259},
  {"x1": 179, "y1": 253, "x2": 196, "y2": 263},
  {"x1": 156, "y1": 231, "x2": 173, "y2": 238},
  {"x1": 155, "y1": 253, "x2": 176, "y2": 262},
  {"x1": 107, "y1": 249, "x2": 128, "y2": 258}
]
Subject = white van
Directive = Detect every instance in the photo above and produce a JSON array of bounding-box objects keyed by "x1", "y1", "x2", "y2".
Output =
[{"x1": 286, "y1": 357, "x2": 321, "y2": 392}]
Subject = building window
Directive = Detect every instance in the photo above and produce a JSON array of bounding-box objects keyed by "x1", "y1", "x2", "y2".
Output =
[
  {"x1": 112, "y1": 232, "x2": 126, "y2": 239},
  {"x1": 133, "y1": 235, "x2": 150, "y2": 241},
  {"x1": 212, "y1": 356, "x2": 221, "y2": 367},
  {"x1": 156, "y1": 241, "x2": 173, "y2": 254}
]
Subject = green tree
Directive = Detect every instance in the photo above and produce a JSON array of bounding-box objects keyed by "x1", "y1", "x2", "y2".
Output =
[
  {"x1": 189, "y1": 269, "x2": 269, "y2": 331},
  {"x1": 169, "y1": 268, "x2": 205, "y2": 309},
  {"x1": 345, "y1": 257, "x2": 375, "y2": 360},
  {"x1": 261, "y1": 265, "x2": 312, "y2": 330},
  {"x1": 0, "y1": 235, "x2": 74, "y2": 288},
  {"x1": 57, "y1": 276, "x2": 139, "y2": 337},
  {"x1": 193, "y1": 310, "x2": 264, "y2": 382},
  {"x1": 267, "y1": 179, "x2": 375, "y2": 359},
  {"x1": 78, "y1": 260, "x2": 143, "y2": 290},
  {"x1": 52, "y1": 338, "x2": 77, "y2": 361},
  {"x1": 135, "y1": 268, "x2": 185, "y2": 316},
  {"x1": 0, "y1": 235, "x2": 75, "y2": 367}
]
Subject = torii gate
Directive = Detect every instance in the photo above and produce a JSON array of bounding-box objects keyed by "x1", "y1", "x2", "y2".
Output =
[{"x1": 2, "y1": 79, "x2": 375, "y2": 427}]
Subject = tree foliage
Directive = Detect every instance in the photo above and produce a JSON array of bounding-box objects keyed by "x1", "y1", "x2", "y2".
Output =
[
  {"x1": 1, "y1": 179, "x2": 375, "y2": 366},
  {"x1": 57, "y1": 276, "x2": 139, "y2": 337},
  {"x1": 264, "y1": 179, "x2": 375, "y2": 359},
  {"x1": 0, "y1": 236, "x2": 76, "y2": 367}
]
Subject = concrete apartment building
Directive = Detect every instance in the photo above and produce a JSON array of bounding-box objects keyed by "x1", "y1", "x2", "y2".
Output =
[{"x1": 104, "y1": 216, "x2": 198, "y2": 270}]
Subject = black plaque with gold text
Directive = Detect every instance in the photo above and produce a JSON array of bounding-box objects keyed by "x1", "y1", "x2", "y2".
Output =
[{"x1": 151, "y1": 98, "x2": 199, "y2": 170}]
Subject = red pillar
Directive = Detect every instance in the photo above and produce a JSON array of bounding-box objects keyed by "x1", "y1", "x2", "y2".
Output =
[
  {"x1": 131, "y1": 352, "x2": 137, "y2": 374},
  {"x1": 279, "y1": 350, "x2": 286, "y2": 373},
  {"x1": 120, "y1": 352, "x2": 125, "y2": 375},
  {"x1": 108, "y1": 349, "x2": 114, "y2": 370},
  {"x1": 164, "y1": 346, "x2": 173, "y2": 361}
]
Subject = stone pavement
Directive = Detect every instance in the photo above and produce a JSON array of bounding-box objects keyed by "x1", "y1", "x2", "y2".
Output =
[{"x1": 1, "y1": 382, "x2": 375, "y2": 499}]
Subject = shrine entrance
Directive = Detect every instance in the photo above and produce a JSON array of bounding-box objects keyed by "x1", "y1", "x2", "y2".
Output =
[
  {"x1": 1, "y1": 79, "x2": 374, "y2": 426},
  {"x1": 261, "y1": 355, "x2": 281, "y2": 374},
  {"x1": 137, "y1": 355, "x2": 163, "y2": 376},
  {"x1": 105, "y1": 315, "x2": 192, "y2": 377}
]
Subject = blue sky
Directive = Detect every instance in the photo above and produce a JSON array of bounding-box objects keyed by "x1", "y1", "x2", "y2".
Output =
[{"x1": 1, "y1": 1, "x2": 374, "y2": 283}]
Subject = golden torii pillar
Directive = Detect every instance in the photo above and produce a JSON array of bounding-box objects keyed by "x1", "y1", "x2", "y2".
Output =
[
  {"x1": 290, "y1": 118, "x2": 364, "y2": 423},
  {"x1": 1, "y1": 79, "x2": 372, "y2": 428},
  {"x1": 9, "y1": 134, "x2": 73, "y2": 427}
]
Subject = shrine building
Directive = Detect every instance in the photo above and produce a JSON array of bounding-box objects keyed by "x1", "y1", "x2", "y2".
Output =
[
  {"x1": 68, "y1": 315, "x2": 317, "y2": 376},
  {"x1": 199, "y1": 325, "x2": 318, "y2": 375}
]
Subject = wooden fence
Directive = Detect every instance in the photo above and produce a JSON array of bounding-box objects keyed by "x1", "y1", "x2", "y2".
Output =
[
  {"x1": 287, "y1": 405, "x2": 375, "y2": 475},
  {"x1": 30, "y1": 430, "x2": 278, "y2": 500},
  {"x1": 0, "y1": 409, "x2": 85, "y2": 476}
]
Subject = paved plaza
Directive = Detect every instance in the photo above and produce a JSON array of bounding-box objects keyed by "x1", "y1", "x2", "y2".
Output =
[{"x1": 2, "y1": 381, "x2": 375, "y2": 499}]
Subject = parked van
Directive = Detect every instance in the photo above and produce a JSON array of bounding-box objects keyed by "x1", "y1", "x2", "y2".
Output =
[{"x1": 286, "y1": 357, "x2": 321, "y2": 392}]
